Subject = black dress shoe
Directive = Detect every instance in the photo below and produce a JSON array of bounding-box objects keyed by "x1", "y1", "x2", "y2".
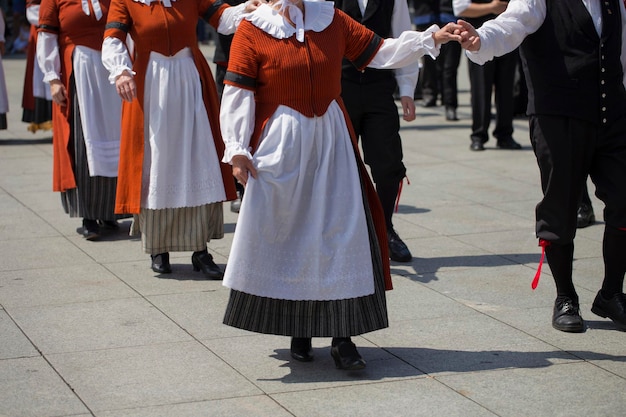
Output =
[
  {"x1": 470, "y1": 139, "x2": 485, "y2": 151},
  {"x1": 552, "y1": 296, "x2": 585, "y2": 332},
  {"x1": 290, "y1": 337, "x2": 314, "y2": 362},
  {"x1": 230, "y1": 191, "x2": 242, "y2": 213},
  {"x1": 191, "y1": 250, "x2": 224, "y2": 279},
  {"x1": 445, "y1": 106, "x2": 458, "y2": 121},
  {"x1": 496, "y1": 137, "x2": 522, "y2": 150},
  {"x1": 576, "y1": 203, "x2": 596, "y2": 228},
  {"x1": 388, "y1": 228, "x2": 412, "y2": 262},
  {"x1": 421, "y1": 96, "x2": 437, "y2": 107},
  {"x1": 591, "y1": 291, "x2": 626, "y2": 331},
  {"x1": 330, "y1": 338, "x2": 366, "y2": 370},
  {"x1": 98, "y1": 219, "x2": 120, "y2": 230},
  {"x1": 81, "y1": 218, "x2": 100, "y2": 240},
  {"x1": 151, "y1": 252, "x2": 172, "y2": 274}
]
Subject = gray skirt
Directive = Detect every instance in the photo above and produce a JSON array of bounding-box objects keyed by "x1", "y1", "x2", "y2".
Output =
[
  {"x1": 134, "y1": 203, "x2": 224, "y2": 254},
  {"x1": 223, "y1": 184, "x2": 389, "y2": 338}
]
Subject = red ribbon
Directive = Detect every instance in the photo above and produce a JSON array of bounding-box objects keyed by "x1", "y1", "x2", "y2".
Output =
[
  {"x1": 394, "y1": 176, "x2": 411, "y2": 213},
  {"x1": 532, "y1": 239, "x2": 551, "y2": 290}
]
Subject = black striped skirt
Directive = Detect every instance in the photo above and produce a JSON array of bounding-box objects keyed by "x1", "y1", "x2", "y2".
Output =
[{"x1": 60, "y1": 81, "x2": 118, "y2": 221}]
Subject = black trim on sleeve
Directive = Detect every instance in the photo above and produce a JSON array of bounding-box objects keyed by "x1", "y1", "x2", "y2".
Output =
[
  {"x1": 203, "y1": 0, "x2": 225, "y2": 21},
  {"x1": 352, "y1": 34, "x2": 383, "y2": 70},
  {"x1": 224, "y1": 71, "x2": 256, "y2": 89},
  {"x1": 105, "y1": 21, "x2": 130, "y2": 32},
  {"x1": 38, "y1": 24, "x2": 59, "y2": 33}
]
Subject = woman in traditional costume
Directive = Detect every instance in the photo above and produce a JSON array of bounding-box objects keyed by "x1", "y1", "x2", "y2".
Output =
[
  {"x1": 102, "y1": 0, "x2": 260, "y2": 277},
  {"x1": 22, "y1": 0, "x2": 53, "y2": 133},
  {"x1": 38, "y1": 0, "x2": 123, "y2": 240},
  {"x1": 219, "y1": 0, "x2": 460, "y2": 370}
]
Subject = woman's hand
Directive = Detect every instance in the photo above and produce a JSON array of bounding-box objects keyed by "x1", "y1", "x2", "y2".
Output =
[
  {"x1": 244, "y1": 0, "x2": 263, "y2": 12},
  {"x1": 231, "y1": 154, "x2": 257, "y2": 187},
  {"x1": 49, "y1": 79, "x2": 68, "y2": 106},
  {"x1": 457, "y1": 20, "x2": 482, "y2": 52},
  {"x1": 115, "y1": 70, "x2": 137, "y2": 102}
]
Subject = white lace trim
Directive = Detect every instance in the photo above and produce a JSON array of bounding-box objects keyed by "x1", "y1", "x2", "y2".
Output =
[{"x1": 246, "y1": 1, "x2": 334, "y2": 40}]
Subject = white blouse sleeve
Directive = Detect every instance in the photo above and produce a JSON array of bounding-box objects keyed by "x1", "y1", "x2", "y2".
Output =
[
  {"x1": 391, "y1": 0, "x2": 419, "y2": 98},
  {"x1": 467, "y1": 0, "x2": 545, "y2": 65},
  {"x1": 220, "y1": 85, "x2": 255, "y2": 163},
  {"x1": 368, "y1": 25, "x2": 440, "y2": 70},
  {"x1": 36, "y1": 32, "x2": 61, "y2": 83},
  {"x1": 26, "y1": 5, "x2": 40, "y2": 26},
  {"x1": 217, "y1": 2, "x2": 248, "y2": 35},
  {"x1": 102, "y1": 37, "x2": 134, "y2": 84}
]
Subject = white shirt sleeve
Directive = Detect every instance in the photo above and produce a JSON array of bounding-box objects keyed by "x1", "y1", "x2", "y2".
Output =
[
  {"x1": 467, "y1": 0, "x2": 545, "y2": 64},
  {"x1": 369, "y1": 25, "x2": 440, "y2": 70},
  {"x1": 217, "y1": 2, "x2": 248, "y2": 35},
  {"x1": 391, "y1": 0, "x2": 419, "y2": 98},
  {"x1": 102, "y1": 37, "x2": 134, "y2": 83},
  {"x1": 36, "y1": 32, "x2": 61, "y2": 83},
  {"x1": 452, "y1": 0, "x2": 472, "y2": 16},
  {"x1": 26, "y1": 5, "x2": 40, "y2": 26},
  {"x1": 220, "y1": 85, "x2": 256, "y2": 163}
]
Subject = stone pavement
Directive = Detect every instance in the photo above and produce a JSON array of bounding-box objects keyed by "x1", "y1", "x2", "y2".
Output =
[{"x1": 1, "y1": 45, "x2": 625, "y2": 417}]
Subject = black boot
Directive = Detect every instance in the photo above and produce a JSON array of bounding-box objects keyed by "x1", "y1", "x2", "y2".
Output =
[
  {"x1": 330, "y1": 337, "x2": 366, "y2": 370},
  {"x1": 151, "y1": 252, "x2": 172, "y2": 274},
  {"x1": 290, "y1": 337, "x2": 313, "y2": 362},
  {"x1": 191, "y1": 249, "x2": 223, "y2": 280},
  {"x1": 545, "y1": 242, "x2": 583, "y2": 332}
]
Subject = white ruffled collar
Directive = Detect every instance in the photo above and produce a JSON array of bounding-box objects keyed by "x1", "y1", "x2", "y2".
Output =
[{"x1": 246, "y1": 1, "x2": 335, "y2": 41}]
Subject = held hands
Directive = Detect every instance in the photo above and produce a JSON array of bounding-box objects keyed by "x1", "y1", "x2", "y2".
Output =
[
  {"x1": 231, "y1": 154, "x2": 257, "y2": 187},
  {"x1": 432, "y1": 22, "x2": 464, "y2": 46},
  {"x1": 457, "y1": 20, "x2": 481, "y2": 52},
  {"x1": 115, "y1": 70, "x2": 137, "y2": 103},
  {"x1": 244, "y1": 0, "x2": 262, "y2": 12}
]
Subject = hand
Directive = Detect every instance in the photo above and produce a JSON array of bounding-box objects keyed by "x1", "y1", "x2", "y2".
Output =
[
  {"x1": 49, "y1": 79, "x2": 68, "y2": 106},
  {"x1": 231, "y1": 154, "x2": 257, "y2": 187},
  {"x1": 115, "y1": 70, "x2": 137, "y2": 103},
  {"x1": 400, "y1": 96, "x2": 416, "y2": 122},
  {"x1": 244, "y1": 0, "x2": 262, "y2": 12},
  {"x1": 432, "y1": 22, "x2": 463, "y2": 46},
  {"x1": 457, "y1": 20, "x2": 481, "y2": 52}
]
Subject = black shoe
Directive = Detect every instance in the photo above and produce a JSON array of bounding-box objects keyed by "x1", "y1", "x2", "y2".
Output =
[
  {"x1": 388, "y1": 229, "x2": 412, "y2": 262},
  {"x1": 552, "y1": 296, "x2": 585, "y2": 332},
  {"x1": 151, "y1": 252, "x2": 172, "y2": 274},
  {"x1": 191, "y1": 250, "x2": 224, "y2": 279},
  {"x1": 98, "y1": 219, "x2": 120, "y2": 230},
  {"x1": 576, "y1": 203, "x2": 595, "y2": 228},
  {"x1": 591, "y1": 292, "x2": 626, "y2": 331},
  {"x1": 445, "y1": 106, "x2": 458, "y2": 121},
  {"x1": 470, "y1": 139, "x2": 485, "y2": 151},
  {"x1": 230, "y1": 191, "x2": 242, "y2": 213},
  {"x1": 290, "y1": 337, "x2": 314, "y2": 362},
  {"x1": 81, "y1": 218, "x2": 100, "y2": 240},
  {"x1": 330, "y1": 338, "x2": 366, "y2": 370},
  {"x1": 421, "y1": 97, "x2": 437, "y2": 107},
  {"x1": 496, "y1": 137, "x2": 522, "y2": 150}
]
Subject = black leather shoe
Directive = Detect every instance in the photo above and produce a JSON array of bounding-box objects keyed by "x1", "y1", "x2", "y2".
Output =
[
  {"x1": 576, "y1": 203, "x2": 595, "y2": 228},
  {"x1": 388, "y1": 228, "x2": 412, "y2": 262},
  {"x1": 496, "y1": 137, "x2": 522, "y2": 150},
  {"x1": 151, "y1": 252, "x2": 172, "y2": 274},
  {"x1": 290, "y1": 337, "x2": 314, "y2": 362},
  {"x1": 81, "y1": 218, "x2": 100, "y2": 240},
  {"x1": 591, "y1": 291, "x2": 626, "y2": 331},
  {"x1": 421, "y1": 96, "x2": 437, "y2": 107},
  {"x1": 98, "y1": 219, "x2": 120, "y2": 230},
  {"x1": 552, "y1": 297, "x2": 585, "y2": 332},
  {"x1": 230, "y1": 191, "x2": 242, "y2": 213},
  {"x1": 330, "y1": 338, "x2": 366, "y2": 370},
  {"x1": 445, "y1": 106, "x2": 458, "y2": 121},
  {"x1": 470, "y1": 139, "x2": 485, "y2": 151},
  {"x1": 191, "y1": 250, "x2": 224, "y2": 279}
]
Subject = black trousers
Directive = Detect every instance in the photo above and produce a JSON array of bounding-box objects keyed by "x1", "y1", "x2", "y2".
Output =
[
  {"x1": 467, "y1": 50, "x2": 518, "y2": 143},
  {"x1": 340, "y1": 77, "x2": 406, "y2": 185},
  {"x1": 530, "y1": 114, "x2": 626, "y2": 243}
]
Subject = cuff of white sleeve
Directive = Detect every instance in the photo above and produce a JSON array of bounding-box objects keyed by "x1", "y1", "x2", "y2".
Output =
[
  {"x1": 222, "y1": 145, "x2": 253, "y2": 164},
  {"x1": 108, "y1": 66, "x2": 136, "y2": 84}
]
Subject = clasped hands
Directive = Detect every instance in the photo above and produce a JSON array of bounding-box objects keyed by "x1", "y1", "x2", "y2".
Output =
[{"x1": 433, "y1": 20, "x2": 482, "y2": 51}]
